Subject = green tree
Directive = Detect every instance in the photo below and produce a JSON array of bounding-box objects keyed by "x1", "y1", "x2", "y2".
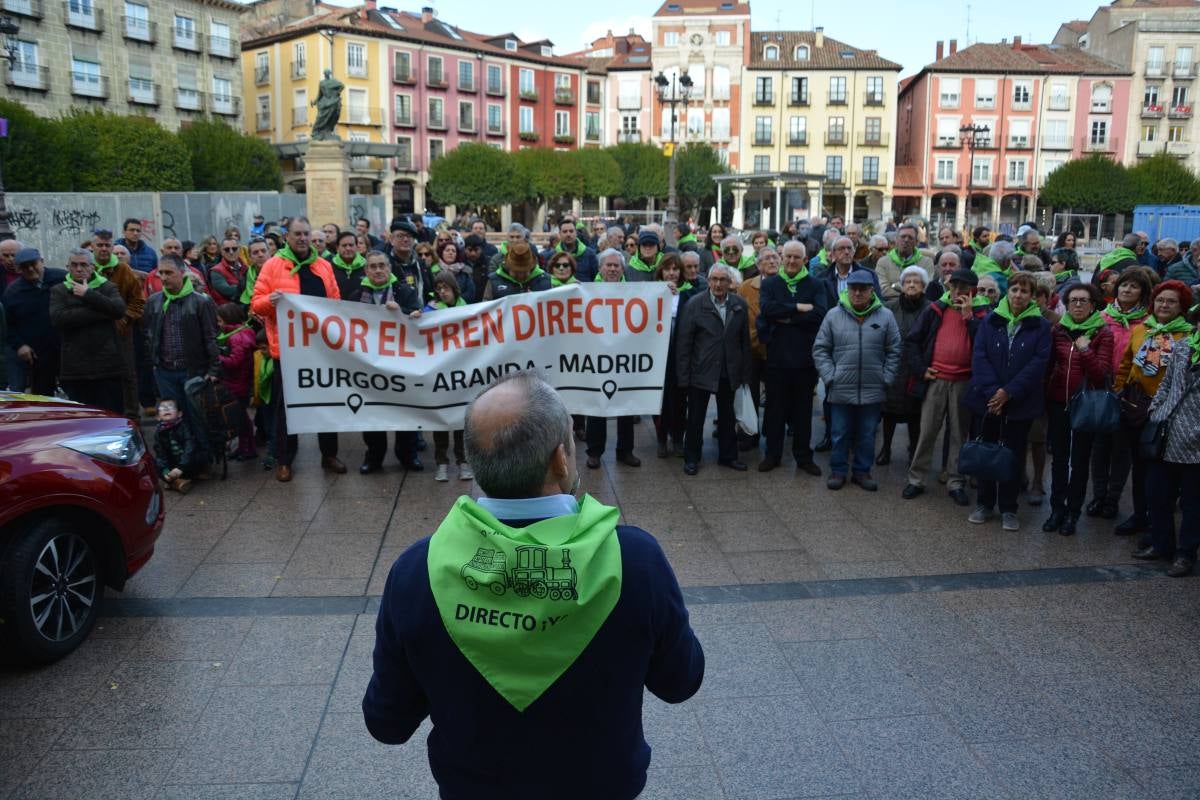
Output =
[
  {"x1": 60, "y1": 109, "x2": 192, "y2": 191},
  {"x1": 606, "y1": 142, "x2": 667, "y2": 202},
  {"x1": 177, "y1": 118, "x2": 282, "y2": 191},
  {"x1": 514, "y1": 148, "x2": 585, "y2": 206},
  {"x1": 1039, "y1": 154, "x2": 1135, "y2": 215},
  {"x1": 1127, "y1": 152, "x2": 1200, "y2": 205},
  {"x1": 0, "y1": 99, "x2": 71, "y2": 191},
  {"x1": 427, "y1": 142, "x2": 522, "y2": 208},
  {"x1": 674, "y1": 144, "x2": 726, "y2": 217},
  {"x1": 573, "y1": 148, "x2": 622, "y2": 199}
]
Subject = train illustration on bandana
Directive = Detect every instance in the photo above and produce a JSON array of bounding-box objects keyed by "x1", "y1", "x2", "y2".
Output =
[{"x1": 461, "y1": 546, "x2": 578, "y2": 600}]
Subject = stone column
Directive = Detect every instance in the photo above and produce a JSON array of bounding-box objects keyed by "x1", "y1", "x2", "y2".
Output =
[{"x1": 303, "y1": 141, "x2": 350, "y2": 229}]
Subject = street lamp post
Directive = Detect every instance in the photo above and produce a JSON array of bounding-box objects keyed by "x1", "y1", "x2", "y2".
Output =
[
  {"x1": 654, "y1": 70, "x2": 693, "y2": 243},
  {"x1": 959, "y1": 123, "x2": 990, "y2": 231},
  {"x1": 0, "y1": 13, "x2": 22, "y2": 242}
]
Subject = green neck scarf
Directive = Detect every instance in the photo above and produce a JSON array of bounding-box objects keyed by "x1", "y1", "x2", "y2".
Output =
[
  {"x1": 628, "y1": 252, "x2": 660, "y2": 273},
  {"x1": 496, "y1": 266, "x2": 545, "y2": 286},
  {"x1": 970, "y1": 240, "x2": 986, "y2": 254},
  {"x1": 736, "y1": 253, "x2": 757, "y2": 272},
  {"x1": 550, "y1": 276, "x2": 577, "y2": 287},
  {"x1": 427, "y1": 494, "x2": 622, "y2": 712},
  {"x1": 434, "y1": 298, "x2": 467, "y2": 309},
  {"x1": 888, "y1": 248, "x2": 920, "y2": 269},
  {"x1": 1104, "y1": 302, "x2": 1148, "y2": 329},
  {"x1": 93, "y1": 254, "x2": 119, "y2": 274},
  {"x1": 994, "y1": 296, "x2": 1042, "y2": 336},
  {"x1": 594, "y1": 272, "x2": 626, "y2": 282},
  {"x1": 498, "y1": 241, "x2": 509, "y2": 255},
  {"x1": 216, "y1": 323, "x2": 251, "y2": 345},
  {"x1": 938, "y1": 290, "x2": 990, "y2": 308},
  {"x1": 838, "y1": 289, "x2": 882, "y2": 317},
  {"x1": 1099, "y1": 246, "x2": 1138, "y2": 271},
  {"x1": 1053, "y1": 269, "x2": 1077, "y2": 284},
  {"x1": 1059, "y1": 310, "x2": 1106, "y2": 336},
  {"x1": 361, "y1": 273, "x2": 398, "y2": 289},
  {"x1": 555, "y1": 240, "x2": 587, "y2": 258},
  {"x1": 679, "y1": 280, "x2": 694, "y2": 293},
  {"x1": 278, "y1": 245, "x2": 318, "y2": 275},
  {"x1": 161, "y1": 277, "x2": 194, "y2": 312},
  {"x1": 64, "y1": 272, "x2": 107, "y2": 291},
  {"x1": 678, "y1": 233, "x2": 698, "y2": 246},
  {"x1": 1188, "y1": 328, "x2": 1200, "y2": 366},
  {"x1": 971, "y1": 252, "x2": 1011, "y2": 280},
  {"x1": 815, "y1": 248, "x2": 829, "y2": 267},
  {"x1": 256, "y1": 353, "x2": 275, "y2": 405},
  {"x1": 781, "y1": 266, "x2": 809, "y2": 292},
  {"x1": 1143, "y1": 315, "x2": 1194, "y2": 338},
  {"x1": 332, "y1": 253, "x2": 365, "y2": 274}
]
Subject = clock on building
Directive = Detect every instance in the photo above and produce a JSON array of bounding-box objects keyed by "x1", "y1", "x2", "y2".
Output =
[{"x1": 690, "y1": 33, "x2": 703, "y2": 46}]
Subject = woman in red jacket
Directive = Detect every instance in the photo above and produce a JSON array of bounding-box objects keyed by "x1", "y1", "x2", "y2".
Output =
[{"x1": 1043, "y1": 283, "x2": 1114, "y2": 535}]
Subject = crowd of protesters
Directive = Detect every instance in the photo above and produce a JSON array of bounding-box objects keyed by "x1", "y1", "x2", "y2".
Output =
[{"x1": 3, "y1": 211, "x2": 1199, "y2": 577}]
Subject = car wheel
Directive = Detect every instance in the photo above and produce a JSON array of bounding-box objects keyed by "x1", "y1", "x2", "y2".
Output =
[{"x1": 0, "y1": 519, "x2": 104, "y2": 665}]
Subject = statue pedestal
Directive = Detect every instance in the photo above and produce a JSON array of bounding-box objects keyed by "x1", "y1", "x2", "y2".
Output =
[{"x1": 304, "y1": 140, "x2": 349, "y2": 227}]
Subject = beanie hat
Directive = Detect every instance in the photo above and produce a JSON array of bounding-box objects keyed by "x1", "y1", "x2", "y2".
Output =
[{"x1": 505, "y1": 241, "x2": 535, "y2": 270}]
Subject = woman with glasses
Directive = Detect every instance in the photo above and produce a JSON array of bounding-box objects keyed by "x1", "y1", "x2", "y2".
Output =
[
  {"x1": 623, "y1": 236, "x2": 638, "y2": 258},
  {"x1": 547, "y1": 253, "x2": 577, "y2": 287},
  {"x1": 1042, "y1": 283, "x2": 1114, "y2": 535},
  {"x1": 416, "y1": 243, "x2": 436, "y2": 270},
  {"x1": 977, "y1": 275, "x2": 1002, "y2": 305},
  {"x1": 1049, "y1": 247, "x2": 1080, "y2": 292}
]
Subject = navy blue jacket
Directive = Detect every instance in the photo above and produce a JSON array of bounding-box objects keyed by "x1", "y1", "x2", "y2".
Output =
[
  {"x1": 816, "y1": 262, "x2": 881, "y2": 307},
  {"x1": 2, "y1": 268, "x2": 66, "y2": 353},
  {"x1": 115, "y1": 238, "x2": 158, "y2": 273},
  {"x1": 964, "y1": 311, "x2": 1052, "y2": 421},
  {"x1": 541, "y1": 242, "x2": 599, "y2": 284},
  {"x1": 363, "y1": 524, "x2": 704, "y2": 800},
  {"x1": 758, "y1": 272, "x2": 828, "y2": 370}
]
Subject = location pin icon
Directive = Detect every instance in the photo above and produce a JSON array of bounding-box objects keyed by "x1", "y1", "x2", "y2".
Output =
[
  {"x1": 346, "y1": 393, "x2": 364, "y2": 414},
  {"x1": 601, "y1": 380, "x2": 617, "y2": 400}
]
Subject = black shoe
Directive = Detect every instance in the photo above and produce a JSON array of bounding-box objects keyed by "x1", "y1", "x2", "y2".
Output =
[
  {"x1": 1043, "y1": 510, "x2": 1066, "y2": 533},
  {"x1": 902, "y1": 484, "x2": 924, "y2": 500},
  {"x1": 586, "y1": 456, "x2": 602, "y2": 469},
  {"x1": 1131, "y1": 545, "x2": 1169, "y2": 561},
  {"x1": 1059, "y1": 514, "x2": 1079, "y2": 537},
  {"x1": 683, "y1": 462, "x2": 698, "y2": 476},
  {"x1": 359, "y1": 460, "x2": 382, "y2": 475},
  {"x1": 1115, "y1": 514, "x2": 1148, "y2": 535},
  {"x1": 1167, "y1": 556, "x2": 1195, "y2": 577},
  {"x1": 757, "y1": 458, "x2": 781, "y2": 473},
  {"x1": 1085, "y1": 498, "x2": 1105, "y2": 518},
  {"x1": 814, "y1": 434, "x2": 832, "y2": 452},
  {"x1": 616, "y1": 452, "x2": 641, "y2": 467},
  {"x1": 1100, "y1": 501, "x2": 1119, "y2": 520},
  {"x1": 875, "y1": 450, "x2": 891, "y2": 466},
  {"x1": 719, "y1": 459, "x2": 748, "y2": 471},
  {"x1": 796, "y1": 461, "x2": 822, "y2": 477},
  {"x1": 737, "y1": 436, "x2": 759, "y2": 452},
  {"x1": 949, "y1": 488, "x2": 970, "y2": 507},
  {"x1": 401, "y1": 456, "x2": 424, "y2": 472}
]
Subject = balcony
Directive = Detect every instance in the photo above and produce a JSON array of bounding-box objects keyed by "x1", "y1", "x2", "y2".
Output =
[
  {"x1": 70, "y1": 72, "x2": 108, "y2": 99},
  {"x1": 931, "y1": 173, "x2": 961, "y2": 188},
  {"x1": 486, "y1": 79, "x2": 504, "y2": 96},
  {"x1": 122, "y1": 16, "x2": 156, "y2": 44},
  {"x1": 1143, "y1": 104, "x2": 1165, "y2": 118},
  {"x1": 864, "y1": 91, "x2": 885, "y2": 106},
  {"x1": 827, "y1": 94, "x2": 847, "y2": 106},
  {"x1": 1012, "y1": 100, "x2": 1031, "y2": 111},
  {"x1": 1169, "y1": 104, "x2": 1193, "y2": 119},
  {"x1": 426, "y1": 73, "x2": 447, "y2": 89},
  {"x1": 934, "y1": 135, "x2": 959, "y2": 148},
  {"x1": 1082, "y1": 136, "x2": 1118, "y2": 153},
  {"x1": 128, "y1": 81, "x2": 160, "y2": 106},
  {"x1": 1041, "y1": 135, "x2": 1071, "y2": 150},
  {"x1": 1145, "y1": 61, "x2": 1166, "y2": 78},
  {"x1": 825, "y1": 131, "x2": 847, "y2": 146},
  {"x1": 972, "y1": 137, "x2": 998, "y2": 149},
  {"x1": 210, "y1": 95, "x2": 238, "y2": 116},
  {"x1": 1, "y1": 0, "x2": 43, "y2": 19},
  {"x1": 458, "y1": 77, "x2": 475, "y2": 92},
  {"x1": 173, "y1": 27, "x2": 202, "y2": 53},
  {"x1": 825, "y1": 172, "x2": 845, "y2": 185},
  {"x1": 1047, "y1": 96, "x2": 1070, "y2": 111},
  {"x1": 209, "y1": 35, "x2": 235, "y2": 60},
  {"x1": 292, "y1": 106, "x2": 307, "y2": 126},
  {"x1": 1008, "y1": 136, "x2": 1032, "y2": 150},
  {"x1": 1004, "y1": 174, "x2": 1028, "y2": 189},
  {"x1": 348, "y1": 60, "x2": 368, "y2": 79},
  {"x1": 788, "y1": 132, "x2": 808, "y2": 146},
  {"x1": 753, "y1": 134, "x2": 773, "y2": 146},
  {"x1": 617, "y1": 93, "x2": 641, "y2": 110},
  {"x1": 618, "y1": 131, "x2": 641, "y2": 144},
  {"x1": 969, "y1": 173, "x2": 996, "y2": 188},
  {"x1": 711, "y1": 127, "x2": 730, "y2": 141},
  {"x1": 393, "y1": 65, "x2": 415, "y2": 85},
  {"x1": 974, "y1": 97, "x2": 995, "y2": 110},
  {"x1": 395, "y1": 153, "x2": 414, "y2": 171},
  {"x1": 174, "y1": 88, "x2": 203, "y2": 111},
  {"x1": 857, "y1": 132, "x2": 889, "y2": 147},
  {"x1": 342, "y1": 107, "x2": 383, "y2": 126},
  {"x1": 519, "y1": 89, "x2": 538, "y2": 101},
  {"x1": 427, "y1": 113, "x2": 447, "y2": 130},
  {"x1": 254, "y1": 66, "x2": 269, "y2": 85},
  {"x1": 1174, "y1": 62, "x2": 1195, "y2": 79},
  {"x1": 458, "y1": 114, "x2": 476, "y2": 133},
  {"x1": 1137, "y1": 139, "x2": 1162, "y2": 157},
  {"x1": 553, "y1": 134, "x2": 575, "y2": 144},
  {"x1": 255, "y1": 112, "x2": 271, "y2": 131},
  {"x1": 64, "y1": 1, "x2": 103, "y2": 32},
  {"x1": 1168, "y1": 140, "x2": 1194, "y2": 157},
  {"x1": 554, "y1": 89, "x2": 574, "y2": 104},
  {"x1": 856, "y1": 170, "x2": 886, "y2": 186},
  {"x1": 789, "y1": 93, "x2": 810, "y2": 107},
  {"x1": 291, "y1": 62, "x2": 306, "y2": 79},
  {"x1": 394, "y1": 109, "x2": 415, "y2": 127},
  {"x1": 487, "y1": 121, "x2": 504, "y2": 136},
  {"x1": 753, "y1": 94, "x2": 773, "y2": 106},
  {"x1": 5, "y1": 63, "x2": 48, "y2": 92},
  {"x1": 712, "y1": 87, "x2": 730, "y2": 101}
]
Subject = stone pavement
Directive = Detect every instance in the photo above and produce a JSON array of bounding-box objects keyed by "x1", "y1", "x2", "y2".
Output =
[{"x1": 2, "y1": 420, "x2": 1199, "y2": 800}]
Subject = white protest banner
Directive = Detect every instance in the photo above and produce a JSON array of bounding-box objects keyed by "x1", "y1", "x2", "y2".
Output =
[{"x1": 277, "y1": 283, "x2": 674, "y2": 433}]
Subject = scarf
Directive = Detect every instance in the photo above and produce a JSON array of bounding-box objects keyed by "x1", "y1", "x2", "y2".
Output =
[
  {"x1": 216, "y1": 323, "x2": 251, "y2": 345},
  {"x1": 555, "y1": 240, "x2": 587, "y2": 258},
  {"x1": 254, "y1": 350, "x2": 274, "y2": 406},
  {"x1": 594, "y1": 272, "x2": 626, "y2": 282},
  {"x1": 781, "y1": 267, "x2": 809, "y2": 293},
  {"x1": 361, "y1": 273, "x2": 399, "y2": 289},
  {"x1": 1059, "y1": 310, "x2": 1106, "y2": 337},
  {"x1": 550, "y1": 276, "x2": 577, "y2": 287},
  {"x1": 1142, "y1": 315, "x2": 1193, "y2": 338},
  {"x1": 64, "y1": 272, "x2": 107, "y2": 291},
  {"x1": 427, "y1": 494, "x2": 622, "y2": 712},
  {"x1": 838, "y1": 289, "x2": 882, "y2": 318},
  {"x1": 1188, "y1": 328, "x2": 1200, "y2": 366},
  {"x1": 628, "y1": 253, "x2": 660, "y2": 273},
  {"x1": 887, "y1": 248, "x2": 921, "y2": 269},
  {"x1": 161, "y1": 277, "x2": 194, "y2": 312},
  {"x1": 496, "y1": 266, "x2": 545, "y2": 286},
  {"x1": 278, "y1": 245, "x2": 318, "y2": 276},
  {"x1": 331, "y1": 253, "x2": 366, "y2": 274},
  {"x1": 814, "y1": 248, "x2": 829, "y2": 268},
  {"x1": 1133, "y1": 317, "x2": 1192, "y2": 376},
  {"x1": 971, "y1": 252, "x2": 1012, "y2": 280},
  {"x1": 1103, "y1": 302, "x2": 1147, "y2": 329},
  {"x1": 970, "y1": 240, "x2": 985, "y2": 254},
  {"x1": 677, "y1": 233, "x2": 698, "y2": 246},
  {"x1": 1099, "y1": 246, "x2": 1138, "y2": 271},
  {"x1": 993, "y1": 296, "x2": 1042, "y2": 337},
  {"x1": 92, "y1": 254, "x2": 119, "y2": 275},
  {"x1": 678, "y1": 280, "x2": 694, "y2": 293},
  {"x1": 434, "y1": 298, "x2": 467, "y2": 309},
  {"x1": 938, "y1": 291, "x2": 990, "y2": 309},
  {"x1": 1053, "y1": 269, "x2": 1077, "y2": 285}
]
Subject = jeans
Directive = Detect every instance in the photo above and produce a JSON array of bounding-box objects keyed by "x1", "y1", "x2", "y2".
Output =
[
  {"x1": 1046, "y1": 401, "x2": 1096, "y2": 515},
  {"x1": 586, "y1": 416, "x2": 635, "y2": 457},
  {"x1": 1148, "y1": 460, "x2": 1200, "y2": 560},
  {"x1": 684, "y1": 380, "x2": 735, "y2": 464},
  {"x1": 763, "y1": 367, "x2": 818, "y2": 463},
  {"x1": 907, "y1": 378, "x2": 969, "y2": 489},
  {"x1": 269, "y1": 359, "x2": 337, "y2": 467},
  {"x1": 829, "y1": 402, "x2": 882, "y2": 477},
  {"x1": 155, "y1": 367, "x2": 211, "y2": 460},
  {"x1": 973, "y1": 414, "x2": 1032, "y2": 514},
  {"x1": 433, "y1": 430, "x2": 465, "y2": 465}
]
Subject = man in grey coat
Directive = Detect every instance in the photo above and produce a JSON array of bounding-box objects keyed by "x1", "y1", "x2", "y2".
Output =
[
  {"x1": 812, "y1": 269, "x2": 901, "y2": 491},
  {"x1": 676, "y1": 264, "x2": 750, "y2": 476}
]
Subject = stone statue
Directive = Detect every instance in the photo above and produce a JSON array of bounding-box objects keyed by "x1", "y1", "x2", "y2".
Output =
[{"x1": 310, "y1": 69, "x2": 344, "y2": 141}]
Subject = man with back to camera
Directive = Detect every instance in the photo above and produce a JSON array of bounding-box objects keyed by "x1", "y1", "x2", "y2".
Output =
[{"x1": 363, "y1": 371, "x2": 704, "y2": 800}]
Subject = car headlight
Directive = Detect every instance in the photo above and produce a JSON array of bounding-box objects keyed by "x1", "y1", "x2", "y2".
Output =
[{"x1": 60, "y1": 428, "x2": 146, "y2": 466}]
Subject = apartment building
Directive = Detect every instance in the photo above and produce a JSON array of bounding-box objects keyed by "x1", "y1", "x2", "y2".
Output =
[
  {"x1": 894, "y1": 39, "x2": 1131, "y2": 233},
  {"x1": 742, "y1": 28, "x2": 901, "y2": 224},
  {"x1": 1054, "y1": 0, "x2": 1200, "y2": 173},
  {"x1": 2, "y1": 0, "x2": 245, "y2": 129},
  {"x1": 568, "y1": 30, "x2": 654, "y2": 147}
]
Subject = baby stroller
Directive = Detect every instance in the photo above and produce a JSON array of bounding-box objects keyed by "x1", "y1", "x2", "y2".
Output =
[{"x1": 184, "y1": 376, "x2": 242, "y2": 479}]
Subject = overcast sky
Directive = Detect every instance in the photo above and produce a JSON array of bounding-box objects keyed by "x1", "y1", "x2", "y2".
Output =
[{"x1": 306, "y1": 0, "x2": 1108, "y2": 76}]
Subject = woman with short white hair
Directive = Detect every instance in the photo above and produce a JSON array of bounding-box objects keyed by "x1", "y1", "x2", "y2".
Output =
[{"x1": 878, "y1": 265, "x2": 931, "y2": 465}]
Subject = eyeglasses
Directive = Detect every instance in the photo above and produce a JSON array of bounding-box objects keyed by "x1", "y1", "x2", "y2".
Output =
[
  {"x1": 222, "y1": 247, "x2": 239, "y2": 252},
  {"x1": 723, "y1": 248, "x2": 740, "y2": 254},
  {"x1": 1067, "y1": 298, "x2": 1093, "y2": 306}
]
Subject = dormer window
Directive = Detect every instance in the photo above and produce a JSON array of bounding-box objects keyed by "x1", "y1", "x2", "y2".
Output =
[
  {"x1": 764, "y1": 45, "x2": 778, "y2": 60},
  {"x1": 795, "y1": 45, "x2": 809, "y2": 60},
  {"x1": 541, "y1": 45, "x2": 552, "y2": 56},
  {"x1": 505, "y1": 39, "x2": 517, "y2": 51}
]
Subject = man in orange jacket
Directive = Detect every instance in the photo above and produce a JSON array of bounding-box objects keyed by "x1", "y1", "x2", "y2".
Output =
[{"x1": 250, "y1": 216, "x2": 347, "y2": 482}]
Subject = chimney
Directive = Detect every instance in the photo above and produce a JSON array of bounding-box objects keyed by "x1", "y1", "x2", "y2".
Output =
[
  {"x1": 421, "y1": 6, "x2": 434, "y2": 23},
  {"x1": 936, "y1": 40, "x2": 944, "y2": 60},
  {"x1": 949, "y1": 38, "x2": 957, "y2": 55},
  {"x1": 1012, "y1": 35, "x2": 1022, "y2": 49},
  {"x1": 365, "y1": 0, "x2": 376, "y2": 9},
  {"x1": 815, "y1": 26, "x2": 824, "y2": 48}
]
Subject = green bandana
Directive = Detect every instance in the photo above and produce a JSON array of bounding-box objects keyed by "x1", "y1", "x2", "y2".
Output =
[
  {"x1": 993, "y1": 296, "x2": 1042, "y2": 336},
  {"x1": 216, "y1": 323, "x2": 251, "y2": 345},
  {"x1": 496, "y1": 266, "x2": 546, "y2": 286},
  {"x1": 970, "y1": 240, "x2": 986, "y2": 254},
  {"x1": 938, "y1": 290, "x2": 990, "y2": 308},
  {"x1": 628, "y1": 253, "x2": 660, "y2": 273},
  {"x1": 332, "y1": 253, "x2": 365, "y2": 274},
  {"x1": 92, "y1": 254, "x2": 119, "y2": 274},
  {"x1": 1188, "y1": 328, "x2": 1200, "y2": 366},
  {"x1": 64, "y1": 272, "x2": 107, "y2": 291},
  {"x1": 1142, "y1": 315, "x2": 1194, "y2": 338},
  {"x1": 887, "y1": 249, "x2": 920, "y2": 269},
  {"x1": 1053, "y1": 269, "x2": 1077, "y2": 284},
  {"x1": 555, "y1": 240, "x2": 587, "y2": 258},
  {"x1": 434, "y1": 298, "x2": 467, "y2": 309},
  {"x1": 1059, "y1": 310, "x2": 1106, "y2": 336},
  {"x1": 239, "y1": 265, "x2": 259, "y2": 305},
  {"x1": 161, "y1": 277, "x2": 194, "y2": 312},
  {"x1": 679, "y1": 280, "x2": 694, "y2": 293},
  {"x1": 594, "y1": 272, "x2": 627, "y2": 282},
  {"x1": 814, "y1": 249, "x2": 829, "y2": 268},
  {"x1": 971, "y1": 252, "x2": 1012, "y2": 280},
  {"x1": 498, "y1": 241, "x2": 509, "y2": 256},
  {"x1": 256, "y1": 353, "x2": 275, "y2": 405},
  {"x1": 278, "y1": 245, "x2": 318, "y2": 275},
  {"x1": 1104, "y1": 303, "x2": 1148, "y2": 329},
  {"x1": 678, "y1": 233, "x2": 698, "y2": 246},
  {"x1": 838, "y1": 289, "x2": 882, "y2": 317},
  {"x1": 1099, "y1": 246, "x2": 1138, "y2": 271},
  {"x1": 781, "y1": 267, "x2": 809, "y2": 293},
  {"x1": 361, "y1": 273, "x2": 398, "y2": 289},
  {"x1": 427, "y1": 495, "x2": 622, "y2": 712},
  {"x1": 738, "y1": 253, "x2": 757, "y2": 272},
  {"x1": 550, "y1": 276, "x2": 577, "y2": 287}
]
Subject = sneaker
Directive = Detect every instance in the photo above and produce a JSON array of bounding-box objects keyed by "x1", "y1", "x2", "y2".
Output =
[
  {"x1": 435, "y1": 464, "x2": 449, "y2": 482},
  {"x1": 1002, "y1": 512, "x2": 1020, "y2": 531},
  {"x1": 458, "y1": 463, "x2": 474, "y2": 481},
  {"x1": 968, "y1": 506, "x2": 991, "y2": 524}
]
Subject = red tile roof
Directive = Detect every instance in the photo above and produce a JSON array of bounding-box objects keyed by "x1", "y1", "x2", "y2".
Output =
[
  {"x1": 748, "y1": 30, "x2": 901, "y2": 71},
  {"x1": 918, "y1": 42, "x2": 1131, "y2": 76},
  {"x1": 654, "y1": 0, "x2": 750, "y2": 16}
]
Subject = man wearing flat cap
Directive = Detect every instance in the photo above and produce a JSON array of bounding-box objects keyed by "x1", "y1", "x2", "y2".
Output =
[
  {"x1": 2, "y1": 248, "x2": 65, "y2": 395},
  {"x1": 384, "y1": 219, "x2": 436, "y2": 306}
]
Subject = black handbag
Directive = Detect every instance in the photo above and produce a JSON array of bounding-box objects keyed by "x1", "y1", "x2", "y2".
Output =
[
  {"x1": 958, "y1": 418, "x2": 1019, "y2": 482},
  {"x1": 1119, "y1": 382, "x2": 1152, "y2": 427},
  {"x1": 1069, "y1": 385, "x2": 1121, "y2": 433}
]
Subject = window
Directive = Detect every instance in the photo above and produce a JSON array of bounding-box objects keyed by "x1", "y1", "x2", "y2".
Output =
[
  {"x1": 715, "y1": 31, "x2": 730, "y2": 46},
  {"x1": 753, "y1": 155, "x2": 770, "y2": 172},
  {"x1": 936, "y1": 118, "x2": 958, "y2": 146},
  {"x1": 712, "y1": 66, "x2": 730, "y2": 100},
  {"x1": 1043, "y1": 119, "x2": 1067, "y2": 147},
  {"x1": 1042, "y1": 159, "x2": 1065, "y2": 182},
  {"x1": 10, "y1": 40, "x2": 40, "y2": 89},
  {"x1": 173, "y1": 14, "x2": 196, "y2": 49},
  {"x1": 459, "y1": 100, "x2": 474, "y2": 131},
  {"x1": 395, "y1": 93, "x2": 412, "y2": 125},
  {"x1": 487, "y1": 103, "x2": 502, "y2": 133},
  {"x1": 1007, "y1": 159, "x2": 1027, "y2": 186},
  {"x1": 128, "y1": 59, "x2": 154, "y2": 103},
  {"x1": 554, "y1": 110, "x2": 570, "y2": 137},
  {"x1": 754, "y1": 116, "x2": 772, "y2": 144},
  {"x1": 1048, "y1": 81, "x2": 1068, "y2": 110},
  {"x1": 755, "y1": 76, "x2": 773, "y2": 104},
  {"x1": 211, "y1": 76, "x2": 233, "y2": 113},
  {"x1": 686, "y1": 107, "x2": 704, "y2": 138},
  {"x1": 935, "y1": 158, "x2": 955, "y2": 184},
  {"x1": 1012, "y1": 80, "x2": 1031, "y2": 109},
  {"x1": 620, "y1": 114, "x2": 639, "y2": 138},
  {"x1": 70, "y1": 56, "x2": 102, "y2": 97},
  {"x1": 519, "y1": 106, "x2": 533, "y2": 133},
  {"x1": 430, "y1": 139, "x2": 444, "y2": 162},
  {"x1": 429, "y1": 55, "x2": 445, "y2": 86},
  {"x1": 428, "y1": 97, "x2": 444, "y2": 128},
  {"x1": 688, "y1": 63, "x2": 704, "y2": 95},
  {"x1": 586, "y1": 111, "x2": 601, "y2": 139},
  {"x1": 1176, "y1": 47, "x2": 1193, "y2": 73},
  {"x1": 764, "y1": 45, "x2": 779, "y2": 60},
  {"x1": 795, "y1": 44, "x2": 809, "y2": 60},
  {"x1": 67, "y1": 0, "x2": 98, "y2": 28},
  {"x1": 865, "y1": 76, "x2": 883, "y2": 105},
  {"x1": 1145, "y1": 84, "x2": 1160, "y2": 107},
  {"x1": 825, "y1": 156, "x2": 843, "y2": 182},
  {"x1": 254, "y1": 51, "x2": 269, "y2": 84},
  {"x1": 210, "y1": 20, "x2": 232, "y2": 57},
  {"x1": 1169, "y1": 125, "x2": 1187, "y2": 142},
  {"x1": 861, "y1": 156, "x2": 880, "y2": 183},
  {"x1": 348, "y1": 43, "x2": 367, "y2": 77},
  {"x1": 939, "y1": 77, "x2": 960, "y2": 108},
  {"x1": 618, "y1": 78, "x2": 640, "y2": 108},
  {"x1": 292, "y1": 88, "x2": 307, "y2": 125},
  {"x1": 458, "y1": 60, "x2": 474, "y2": 91},
  {"x1": 711, "y1": 107, "x2": 730, "y2": 139},
  {"x1": 661, "y1": 108, "x2": 674, "y2": 138},
  {"x1": 293, "y1": 42, "x2": 306, "y2": 78},
  {"x1": 1091, "y1": 83, "x2": 1112, "y2": 112},
  {"x1": 1143, "y1": 124, "x2": 1159, "y2": 142},
  {"x1": 1008, "y1": 118, "x2": 1030, "y2": 147},
  {"x1": 555, "y1": 73, "x2": 570, "y2": 90},
  {"x1": 975, "y1": 78, "x2": 996, "y2": 109},
  {"x1": 256, "y1": 95, "x2": 270, "y2": 129},
  {"x1": 864, "y1": 117, "x2": 881, "y2": 143},
  {"x1": 394, "y1": 51, "x2": 411, "y2": 82},
  {"x1": 487, "y1": 64, "x2": 502, "y2": 94},
  {"x1": 1147, "y1": 45, "x2": 1165, "y2": 74},
  {"x1": 348, "y1": 88, "x2": 368, "y2": 123},
  {"x1": 1173, "y1": 85, "x2": 1190, "y2": 107},
  {"x1": 1090, "y1": 119, "x2": 1107, "y2": 146},
  {"x1": 176, "y1": 64, "x2": 200, "y2": 109},
  {"x1": 396, "y1": 136, "x2": 413, "y2": 169},
  {"x1": 519, "y1": 68, "x2": 535, "y2": 95},
  {"x1": 124, "y1": 2, "x2": 150, "y2": 41},
  {"x1": 789, "y1": 115, "x2": 806, "y2": 144},
  {"x1": 664, "y1": 31, "x2": 678, "y2": 46},
  {"x1": 788, "y1": 155, "x2": 805, "y2": 172},
  {"x1": 790, "y1": 76, "x2": 808, "y2": 104},
  {"x1": 828, "y1": 76, "x2": 847, "y2": 104},
  {"x1": 505, "y1": 39, "x2": 517, "y2": 52},
  {"x1": 828, "y1": 116, "x2": 845, "y2": 143},
  {"x1": 587, "y1": 80, "x2": 601, "y2": 104},
  {"x1": 971, "y1": 159, "x2": 991, "y2": 185}
]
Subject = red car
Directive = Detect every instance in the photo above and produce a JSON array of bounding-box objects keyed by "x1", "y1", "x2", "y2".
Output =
[{"x1": 0, "y1": 392, "x2": 165, "y2": 664}]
